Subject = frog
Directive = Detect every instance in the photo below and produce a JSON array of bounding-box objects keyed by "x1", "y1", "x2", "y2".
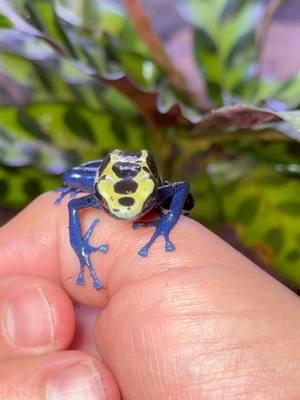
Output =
[{"x1": 55, "y1": 149, "x2": 194, "y2": 290}]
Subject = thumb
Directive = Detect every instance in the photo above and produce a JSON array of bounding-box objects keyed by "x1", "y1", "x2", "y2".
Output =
[{"x1": 95, "y1": 235, "x2": 300, "y2": 399}]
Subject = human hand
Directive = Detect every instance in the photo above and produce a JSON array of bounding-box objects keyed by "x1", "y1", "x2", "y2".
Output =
[{"x1": 0, "y1": 192, "x2": 300, "y2": 399}]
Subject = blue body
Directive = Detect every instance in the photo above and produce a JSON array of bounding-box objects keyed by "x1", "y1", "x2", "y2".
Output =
[{"x1": 55, "y1": 150, "x2": 193, "y2": 290}]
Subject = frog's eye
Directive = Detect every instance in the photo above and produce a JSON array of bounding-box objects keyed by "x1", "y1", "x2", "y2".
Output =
[
  {"x1": 146, "y1": 152, "x2": 159, "y2": 178},
  {"x1": 112, "y1": 162, "x2": 141, "y2": 179}
]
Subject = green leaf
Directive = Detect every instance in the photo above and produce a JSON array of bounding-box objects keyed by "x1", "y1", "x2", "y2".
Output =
[
  {"x1": 172, "y1": 135, "x2": 300, "y2": 287},
  {"x1": 178, "y1": 0, "x2": 265, "y2": 105},
  {"x1": 0, "y1": 0, "x2": 195, "y2": 125},
  {"x1": 64, "y1": 106, "x2": 96, "y2": 144},
  {"x1": 17, "y1": 109, "x2": 50, "y2": 141},
  {"x1": 277, "y1": 201, "x2": 300, "y2": 217},
  {"x1": 111, "y1": 119, "x2": 128, "y2": 144},
  {"x1": 0, "y1": 29, "x2": 56, "y2": 60},
  {"x1": 275, "y1": 164, "x2": 300, "y2": 177},
  {"x1": 0, "y1": 102, "x2": 147, "y2": 170},
  {"x1": 264, "y1": 227, "x2": 284, "y2": 254},
  {"x1": 0, "y1": 164, "x2": 60, "y2": 206},
  {"x1": 216, "y1": 163, "x2": 300, "y2": 286},
  {"x1": 234, "y1": 195, "x2": 260, "y2": 224},
  {"x1": 117, "y1": 51, "x2": 161, "y2": 89},
  {"x1": 0, "y1": 14, "x2": 13, "y2": 28}
]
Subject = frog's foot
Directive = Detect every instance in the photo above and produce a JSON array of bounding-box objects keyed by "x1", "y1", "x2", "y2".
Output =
[
  {"x1": 54, "y1": 187, "x2": 81, "y2": 205},
  {"x1": 136, "y1": 211, "x2": 176, "y2": 257},
  {"x1": 76, "y1": 218, "x2": 108, "y2": 290}
]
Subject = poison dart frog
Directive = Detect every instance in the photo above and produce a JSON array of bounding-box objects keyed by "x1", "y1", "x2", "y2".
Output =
[{"x1": 55, "y1": 150, "x2": 194, "y2": 290}]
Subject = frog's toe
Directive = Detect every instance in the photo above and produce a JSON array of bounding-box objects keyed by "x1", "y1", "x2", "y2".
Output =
[
  {"x1": 138, "y1": 246, "x2": 149, "y2": 257},
  {"x1": 83, "y1": 239, "x2": 108, "y2": 255},
  {"x1": 55, "y1": 198, "x2": 62, "y2": 205},
  {"x1": 54, "y1": 187, "x2": 77, "y2": 205},
  {"x1": 165, "y1": 240, "x2": 175, "y2": 252},
  {"x1": 54, "y1": 191, "x2": 64, "y2": 205},
  {"x1": 93, "y1": 278, "x2": 103, "y2": 290},
  {"x1": 82, "y1": 219, "x2": 108, "y2": 255},
  {"x1": 76, "y1": 272, "x2": 86, "y2": 285},
  {"x1": 70, "y1": 188, "x2": 81, "y2": 199},
  {"x1": 98, "y1": 244, "x2": 108, "y2": 253}
]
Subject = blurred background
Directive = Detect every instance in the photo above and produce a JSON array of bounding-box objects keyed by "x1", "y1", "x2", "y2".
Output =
[{"x1": 0, "y1": 0, "x2": 299, "y2": 288}]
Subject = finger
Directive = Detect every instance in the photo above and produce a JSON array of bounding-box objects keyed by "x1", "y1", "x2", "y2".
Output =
[
  {"x1": 2, "y1": 193, "x2": 300, "y2": 398},
  {"x1": 0, "y1": 350, "x2": 120, "y2": 400},
  {"x1": 0, "y1": 192, "x2": 250, "y2": 306},
  {"x1": 95, "y1": 257, "x2": 300, "y2": 399},
  {"x1": 0, "y1": 275, "x2": 75, "y2": 358}
]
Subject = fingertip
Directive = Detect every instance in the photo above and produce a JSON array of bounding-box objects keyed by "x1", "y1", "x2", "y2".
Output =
[
  {"x1": 0, "y1": 275, "x2": 75, "y2": 356},
  {"x1": 0, "y1": 350, "x2": 121, "y2": 400}
]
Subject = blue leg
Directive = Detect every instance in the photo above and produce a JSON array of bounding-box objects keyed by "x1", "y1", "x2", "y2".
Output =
[
  {"x1": 68, "y1": 194, "x2": 108, "y2": 289},
  {"x1": 54, "y1": 160, "x2": 103, "y2": 205},
  {"x1": 134, "y1": 182, "x2": 190, "y2": 257}
]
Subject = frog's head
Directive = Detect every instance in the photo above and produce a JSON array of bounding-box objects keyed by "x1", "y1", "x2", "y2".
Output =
[{"x1": 95, "y1": 150, "x2": 161, "y2": 220}]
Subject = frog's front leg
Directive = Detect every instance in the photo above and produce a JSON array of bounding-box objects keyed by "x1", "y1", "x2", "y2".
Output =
[
  {"x1": 68, "y1": 194, "x2": 108, "y2": 289},
  {"x1": 134, "y1": 182, "x2": 190, "y2": 257},
  {"x1": 55, "y1": 160, "x2": 102, "y2": 204},
  {"x1": 55, "y1": 187, "x2": 81, "y2": 205}
]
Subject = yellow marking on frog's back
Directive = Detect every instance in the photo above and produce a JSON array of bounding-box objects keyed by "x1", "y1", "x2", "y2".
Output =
[{"x1": 96, "y1": 150, "x2": 157, "y2": 220}]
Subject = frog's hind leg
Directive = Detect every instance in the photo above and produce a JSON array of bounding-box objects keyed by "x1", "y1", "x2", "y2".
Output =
[
  {"x1": 134, "y1": 182, "x2": 190, "y2": 257},
  {"x1": 68, "y1": 194, "x2": 108, "y2": 290}
]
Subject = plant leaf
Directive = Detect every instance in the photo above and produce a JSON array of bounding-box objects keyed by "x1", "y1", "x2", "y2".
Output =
[
  {"x1": 176, "y1": 138, "x2": 300, "y2": 287},
  {"x1": 178, "y1": 0, "x2": 265, "y2": 105},
  {"x1": 192, "y1": 104, "x2": 300, "y2": 141},
  {"x1": 0, "y1": 0, "x2": 198, "y2": 125},
  {"x1": 123, "y1": 0, "x2": 197, "y2": 103},
  {"x1": 217, "y1": 163, "x2": 300, "y2": 286}
]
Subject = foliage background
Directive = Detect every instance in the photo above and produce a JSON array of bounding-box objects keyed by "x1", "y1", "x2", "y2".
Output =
[{"x1": 0, "y1": 0, "x2": 299, "y2": 288}]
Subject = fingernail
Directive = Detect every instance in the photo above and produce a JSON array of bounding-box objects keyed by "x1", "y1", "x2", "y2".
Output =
[
  {"x1": 4, "y1": 287, "x2": 55, "y2": 349},
  {"x1": 47, "y1": 361, "x2": 106, "y2": 400}
]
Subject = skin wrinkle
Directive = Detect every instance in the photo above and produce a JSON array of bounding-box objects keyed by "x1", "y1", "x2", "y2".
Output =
[
  {"x1": 198, "y1": 339, "x2": 300, "y2": 399},
  {"x1": 176, "y1": 340, "x2": 289, "y2": 399},
  {"x1": 108, "y1": 262, "x2": 232, "y2": 309},
  {"x1": 195, "y1": 367, "x2": 253, "y2": 399},
  {"x1": 101, "y1": 265, "x2": 291, "y2": 329},
  {"x1": 116, "y1": 252, "x2": 289, "y2": 313},
  {"x1": 96, "y1": 265, "x2": 300, "y2": 399}
]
